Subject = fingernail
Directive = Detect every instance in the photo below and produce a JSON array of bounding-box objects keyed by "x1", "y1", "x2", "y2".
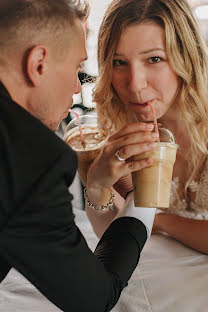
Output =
[
  {"x1": 152, "y1": 133, "x2": 159, "y2": 138},
  {"x1": 146, "y1": 158, "x2": 153, "y2": 164},
  {"x1": 147, "y1": 143, "x2": 156, "y2": 149},
  {"x1": 146, "y1": 124, "x2": 154, "y2": 130}
]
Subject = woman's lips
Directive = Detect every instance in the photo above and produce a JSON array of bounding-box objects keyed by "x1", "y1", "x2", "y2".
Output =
[
  {"x1": 129, "y1": 102, "x2": 149, "y2": 108},
  {"x1": 129, "y1": 99, "x2": 157, "y2": 108}
]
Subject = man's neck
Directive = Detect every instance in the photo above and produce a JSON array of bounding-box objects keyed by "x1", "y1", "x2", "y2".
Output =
[{"x1": 0, "y1": 74, "x2": 28, "y2": 110}]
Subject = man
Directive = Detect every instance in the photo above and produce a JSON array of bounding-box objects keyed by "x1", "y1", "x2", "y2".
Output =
[{"x1": 0, "y1": 1, "x2": 155, "y2": 311}]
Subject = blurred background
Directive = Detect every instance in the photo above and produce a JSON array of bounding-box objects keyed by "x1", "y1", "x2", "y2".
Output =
[{"x1": 63, "y1": 0, "x2": 208, "y2": 209}]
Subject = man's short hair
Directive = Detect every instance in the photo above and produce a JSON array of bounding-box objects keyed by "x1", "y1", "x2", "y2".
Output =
[{"x1": 0, "y1": 0, "x2": 89, "y2": 62}]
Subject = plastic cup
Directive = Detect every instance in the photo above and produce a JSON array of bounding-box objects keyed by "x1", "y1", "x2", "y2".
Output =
[
  {"x1": 131, "y1": 142, "x2": 178, "y2": 208},
  {"x1": 64, "y1": 115, "x2": 109, "y2": 185}
]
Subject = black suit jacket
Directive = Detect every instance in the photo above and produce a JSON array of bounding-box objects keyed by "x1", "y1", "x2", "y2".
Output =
[{"x1": 0, "y1": 83, "x2": 147, "y2": 312}]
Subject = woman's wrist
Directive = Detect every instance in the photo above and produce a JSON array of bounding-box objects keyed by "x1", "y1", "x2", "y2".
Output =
[
  {"x1": 84, "y1": 187, "x2": 115, "y2": 211},
  {"x1": 85, "y1": 184, "x2": 115, "y2": 209}
]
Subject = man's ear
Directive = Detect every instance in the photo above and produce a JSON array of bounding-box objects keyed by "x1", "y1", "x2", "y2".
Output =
[{"x1": 26, "y1": 46, "x2": 47, "y2": 86}]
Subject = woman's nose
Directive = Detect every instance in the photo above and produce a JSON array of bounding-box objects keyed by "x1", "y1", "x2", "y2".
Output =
[{"x1": 128, "y1": 66, "x2": 148, "y2": 93}]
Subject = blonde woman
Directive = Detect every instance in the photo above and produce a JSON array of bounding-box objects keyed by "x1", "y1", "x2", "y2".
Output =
[{"x1": 84, "y1": 0, "x2": 208, "y2": 254}]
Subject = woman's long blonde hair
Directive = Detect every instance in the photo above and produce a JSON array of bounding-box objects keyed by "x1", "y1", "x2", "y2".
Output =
[{"x1": 94, "y1": 0, "x2": 208, "y2": 187}]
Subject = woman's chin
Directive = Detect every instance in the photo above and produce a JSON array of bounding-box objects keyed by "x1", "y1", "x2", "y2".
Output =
[{"x1": 135, "y1": 112, "x2": 154, "y2": 122}]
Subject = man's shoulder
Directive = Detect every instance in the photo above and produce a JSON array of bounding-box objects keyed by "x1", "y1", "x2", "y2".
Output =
[
  {"x1": 0, "y1": 94, "x2": 71, "y2": 157},
  {"x1": 0, "y1": 94, "x2": 77, "y2": 202}
]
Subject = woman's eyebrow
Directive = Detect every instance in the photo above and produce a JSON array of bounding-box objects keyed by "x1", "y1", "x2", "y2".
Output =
[
  {"x1": 140, "y1": 48, "x2": 165, "y2": 54},
  {"x1": 114, "y1": 48, "x2": 165, "y2": 57}
]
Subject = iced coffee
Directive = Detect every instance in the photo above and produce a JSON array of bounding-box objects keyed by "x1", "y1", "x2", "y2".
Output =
[
  {"x1": 64, "y1": 115, "x2": 109, "y2": 185},
  {"x1": 131, "y1": 142, "x2": 178, "y2": 208}
]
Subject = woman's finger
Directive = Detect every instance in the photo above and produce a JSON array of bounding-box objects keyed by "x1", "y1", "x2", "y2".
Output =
[
  {"x1": 125, "y1": 158, "x2": 153, "y2": 172},
  {"x1": 104, "y1": 131, "x2": 159, "y2": 158},
  {"x1": 115, "y1": 141, "x2": 157, "y2": 161},
  {"x1": 109, "y1": 122, "x2": 154, "y2": 141}
]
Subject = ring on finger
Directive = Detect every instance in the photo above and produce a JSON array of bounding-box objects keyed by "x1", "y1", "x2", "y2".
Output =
[{"x1": 115, "y1": 150, "x2": 126, "y2": 162}]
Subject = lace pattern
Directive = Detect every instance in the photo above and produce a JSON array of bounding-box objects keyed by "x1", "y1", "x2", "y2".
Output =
[
  {"x1": 116, "y1": 160, "x2": 208, "y2": 220},
  {"x1": 159, "y1": 159, "x2": 208, "y2": 220}
]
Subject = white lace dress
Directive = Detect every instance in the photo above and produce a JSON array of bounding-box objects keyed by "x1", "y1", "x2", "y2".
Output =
[
  {"x1": 115, "y1": 159, "x2": 208, "y2": 220},
  {"x1": 161, "y1": 160, "x2": 208, "y2": 220}
]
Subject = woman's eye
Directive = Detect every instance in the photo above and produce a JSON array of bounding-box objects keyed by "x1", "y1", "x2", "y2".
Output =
[
  {"x1": 113, "y1": 59, "x2": 127, "y2": 67},
  {"x1": 148, "y1": 57, "x2": 162, "y2": 64}
]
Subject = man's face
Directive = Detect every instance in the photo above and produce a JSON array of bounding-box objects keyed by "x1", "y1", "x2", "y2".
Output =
[{"x1": 31, "y1": 20, "x2": 87, "y2": 131}]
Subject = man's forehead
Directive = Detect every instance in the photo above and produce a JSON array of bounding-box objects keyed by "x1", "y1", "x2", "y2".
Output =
[
  {"x1": 71, "y1": 18, "x2": 85, "y2": 37},
  {"x1": 70, "y1": 21, "x2": 87, "y2": 58}
]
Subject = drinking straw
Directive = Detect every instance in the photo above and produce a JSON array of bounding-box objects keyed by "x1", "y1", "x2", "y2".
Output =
[
  {"x1": 68, "y1": 109, "x2": 86, "y2": 148},
  {"x1": 147, "y1": 101, "x2": 160, "y2": 142}
]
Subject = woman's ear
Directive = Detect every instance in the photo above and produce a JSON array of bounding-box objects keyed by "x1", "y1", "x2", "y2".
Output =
[{"x1": 26, "y1": 46, "x2": 47, "y2": 86}]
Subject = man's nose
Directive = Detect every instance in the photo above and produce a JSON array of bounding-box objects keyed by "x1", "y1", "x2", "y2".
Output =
[
  {"x1": 75, "y1": 77, "x2": 82, "y2": 94},
  {"x1": 128, "y1": 65, "x2": 148, "y2": 93}
]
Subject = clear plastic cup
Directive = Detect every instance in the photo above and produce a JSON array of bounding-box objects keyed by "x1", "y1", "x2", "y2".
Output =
[
  {"x1": 131, "y1": 142, "x2": 178, "y2": 208},
  {"x1": 131, "y1": 126, "x2": 178, "y2": 208},
  {"x1": 64, "y1": 115, "x2": 109, "y2": 184}
]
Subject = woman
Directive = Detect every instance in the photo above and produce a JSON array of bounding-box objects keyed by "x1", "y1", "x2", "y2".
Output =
[{"x1": 84, "y1": 0, "x2": 208, "y2": 254}]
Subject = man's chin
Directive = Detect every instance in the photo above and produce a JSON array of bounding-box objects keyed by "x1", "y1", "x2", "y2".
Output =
[
  {"x1": 56, "y1": 122, "x2": 61, "y2": 132},
  {"x1": 47, "y1": 119, "x2": 61, "y2": 132}
]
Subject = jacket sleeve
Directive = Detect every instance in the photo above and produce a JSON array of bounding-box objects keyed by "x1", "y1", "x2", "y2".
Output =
[
  {"x1": 0, "y1": 150, "x2": 147, "y2": 312},
  {"x1": 0, "y1": 115, "x2": 147, "y2": 312}
]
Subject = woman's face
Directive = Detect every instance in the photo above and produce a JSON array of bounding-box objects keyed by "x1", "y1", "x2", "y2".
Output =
[{"x1": 111, "y1": 22, "x2": 180, "y2": 121}]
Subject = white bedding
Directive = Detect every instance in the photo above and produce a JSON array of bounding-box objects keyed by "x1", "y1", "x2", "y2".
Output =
[{"x1": 0, "y1": 207, "x2": 208, "y2": 312}]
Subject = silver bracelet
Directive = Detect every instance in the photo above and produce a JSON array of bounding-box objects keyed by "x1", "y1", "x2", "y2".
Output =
[{"x1": 84, "y1": 187, "x2": 115, "y2": 211}]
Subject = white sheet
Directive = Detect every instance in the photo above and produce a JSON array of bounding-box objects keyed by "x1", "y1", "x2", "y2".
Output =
[{"x1": 0, "y1": 208, "x2": 208, "y2": 311}]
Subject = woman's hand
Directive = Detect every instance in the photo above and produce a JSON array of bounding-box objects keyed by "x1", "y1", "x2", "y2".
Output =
[
  {"x1": 85, "y1": 121, "x2": 159, "y2": 238},
  {"x1": 86, "y1": 122, "x2": 159, "y2": 190}
]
